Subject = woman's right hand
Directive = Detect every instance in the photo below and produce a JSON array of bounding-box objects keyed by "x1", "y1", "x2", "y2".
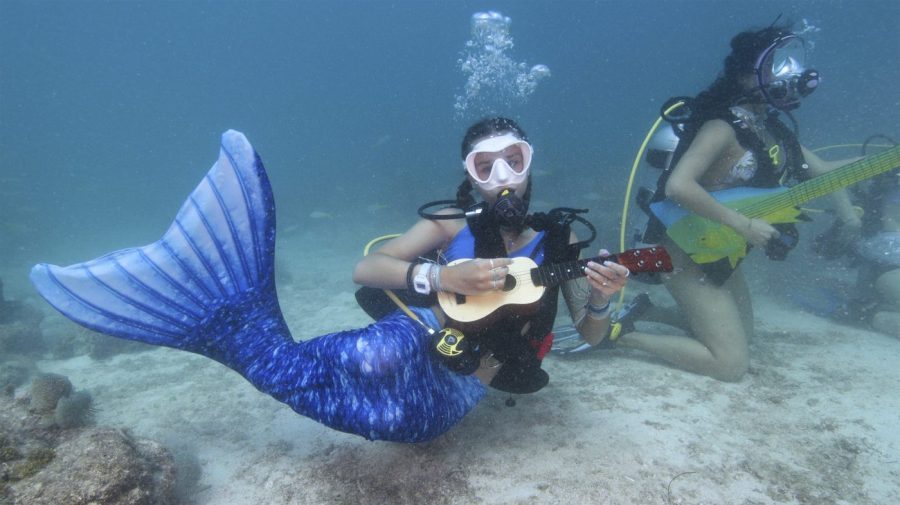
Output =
[
  {"x1": 739, "y1": 217, "x2": 780, "y2": 248},
  {"x1": 443, "y1": 258, "x2": 513, "y2": 295}
]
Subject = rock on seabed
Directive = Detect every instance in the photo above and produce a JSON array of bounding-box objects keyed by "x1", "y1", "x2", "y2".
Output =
[{"x1": 1, "y1": 393, "x2": 176, "y2": 505}]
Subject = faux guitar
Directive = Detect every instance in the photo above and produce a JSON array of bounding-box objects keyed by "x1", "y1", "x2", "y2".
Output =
[
  {"x1": 437, "y1": 246, "x2": 673, "y2": 323},
  {"x1": 649, "y1": 145, "x2": 900, "y2": 268}
]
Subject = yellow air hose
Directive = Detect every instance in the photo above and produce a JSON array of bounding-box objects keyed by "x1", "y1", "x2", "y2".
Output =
[
  {"x1": 812, "y1": 143, "x2": 893, "y2": 154},
  {"x1": 361, "y1": 234, "x2": 434, "y2": 333},
  {"x1": 615, "y1": 100, "x2": 685, "y2": 308}
]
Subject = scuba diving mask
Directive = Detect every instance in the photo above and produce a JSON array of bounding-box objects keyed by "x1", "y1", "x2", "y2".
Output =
[
  {"x1": 464, "y1": 133, "x2": 533, "y2": 193},
  {"x1": 754, "y1": 35, "x2": 820, "y2": 110}
]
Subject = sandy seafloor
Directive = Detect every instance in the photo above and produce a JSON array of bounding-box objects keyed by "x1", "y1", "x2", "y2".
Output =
[{"x1": 13, "y1": 223, "x2": 900, "y2": 505}]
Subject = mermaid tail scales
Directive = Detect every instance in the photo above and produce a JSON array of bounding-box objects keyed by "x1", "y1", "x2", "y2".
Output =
[
  {"x1": 30, "y1": 130, "x2": 483, "y2": 443},
  {"x1": 260, "y1": 310, "x2": 484, "y2": 441}
]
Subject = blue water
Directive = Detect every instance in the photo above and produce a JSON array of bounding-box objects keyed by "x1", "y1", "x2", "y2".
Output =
[
  {"x1": 2, "y1": 2, "x2": 899, "y2": 502},
  {"x1": 2, "y1": 0, "x2": 897, "y2": 274}
]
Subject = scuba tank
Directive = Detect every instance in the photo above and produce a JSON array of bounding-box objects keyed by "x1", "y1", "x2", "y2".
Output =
[
  {"x1": 645, "y1": 123, "x2": 680, "y2": 171},
  {"x1": 632, "y1": 123, "x2": 682, "y2": 253}
]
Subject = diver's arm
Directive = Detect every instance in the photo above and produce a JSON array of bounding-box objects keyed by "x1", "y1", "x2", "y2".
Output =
[
  {"x1": 803, "y1": 146, "x2": 863, "y2": 175},
  {"x1": 802, "y1": 146, "x2": 864, "y2": 227},
  {"x1": 352, "y1": 209, "x2": 512, "y2": 295},
  {"x1": 665, "y1": 120, "x2": 777, "y2": 248},
  {"x1": 561, "y1": 232, "x2": 630, "y2": 346},
  {"x1": 352, "y1": 217, "x2": 450, "y2": 290},
  {"x1": 561, "y1": 278, "x2": 610, "y2": 345}
]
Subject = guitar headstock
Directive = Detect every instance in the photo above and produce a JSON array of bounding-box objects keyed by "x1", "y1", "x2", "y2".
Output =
[{"x1": 608, "y1": 246, "x2": 673, "y2": 274}]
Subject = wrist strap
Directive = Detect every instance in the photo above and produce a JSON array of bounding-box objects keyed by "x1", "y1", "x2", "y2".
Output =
[
  {"x1": 430, "y1": 264, "x2": 443, "y2": 293},
  {"x1": 585, "y1": 299, "x2": 612, "y2": 320},
  {"x1": 406, "y1": 261, "x2": 418, "y2": 292}
]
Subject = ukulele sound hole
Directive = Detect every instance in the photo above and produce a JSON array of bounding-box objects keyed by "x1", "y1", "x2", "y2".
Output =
[{"x1": 502, "y1": 274, "x2": 517, "y2": 291}]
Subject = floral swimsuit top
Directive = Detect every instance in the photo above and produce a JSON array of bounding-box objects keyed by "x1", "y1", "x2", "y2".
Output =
[
  {"x1": 709, "y1": 106, "x2": 781, "y2": 189},
  {"x1": 717, "y1": 150, "x2": 758, "y2": 187}
]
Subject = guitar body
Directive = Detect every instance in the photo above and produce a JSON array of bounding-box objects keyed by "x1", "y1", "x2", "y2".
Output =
[
  {"x1": 647, "y1": 145, "x2": 900, "y2": 268},
  {"x1": 650, "y1": 186, "x2": 803, "y2": 267},
  {"x1": 437, "y1": 257, "x2": 545, "y2": 323}
]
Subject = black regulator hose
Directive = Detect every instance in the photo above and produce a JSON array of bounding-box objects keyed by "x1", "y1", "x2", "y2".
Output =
[
  {"x1": 861, "y1": 134, "x2": 898, "y2": 156},
  {"x1": 417, "y1": 200, "x2": 486, "y2": 220}
]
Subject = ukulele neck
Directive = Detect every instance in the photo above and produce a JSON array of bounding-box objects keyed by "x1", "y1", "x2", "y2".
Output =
[{"x1": 531, "y1": 256, "x2": 608, "y2": 288}]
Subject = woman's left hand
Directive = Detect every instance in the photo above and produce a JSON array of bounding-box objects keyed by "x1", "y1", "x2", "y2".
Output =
[{"x1": 583, "y1": 249, "x2": 630, "y2": 298}]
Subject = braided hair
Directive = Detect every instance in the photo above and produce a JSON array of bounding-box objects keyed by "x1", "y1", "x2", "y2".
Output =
[{"x1": 688, "y1": 24, "x2": 793, "y2": 128}]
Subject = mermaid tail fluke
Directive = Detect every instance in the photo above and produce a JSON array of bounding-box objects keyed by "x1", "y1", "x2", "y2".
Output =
[
  {"x1": 30, "y1": 130, "x2": 484, "y2": 442},
  {"x1": 30, "y1": 130, "x2": 279, "y2": 352}
]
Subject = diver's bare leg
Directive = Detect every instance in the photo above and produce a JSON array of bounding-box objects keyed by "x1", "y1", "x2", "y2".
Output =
[{"x1": 617, "y1": 245, "x2": 750, "y2": 382}]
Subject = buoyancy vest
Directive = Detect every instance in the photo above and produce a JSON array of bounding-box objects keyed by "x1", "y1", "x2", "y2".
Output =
[
  {"x1": 462, "y1": 208, "x2": 583, "y2": 394},
  {"x1": 643, "y1": 107, "x2": 809, "y2": 243}
]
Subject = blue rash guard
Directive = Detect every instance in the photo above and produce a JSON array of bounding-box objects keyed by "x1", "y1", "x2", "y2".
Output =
[
  {"x1": 443, "y1": 224, "x2": 546, "y2": 264},
  {"x1": 30, "y1": 130, "x2": 485, "y2": 443},
  {"x1": 442, "y1": 218, "x2": 561, "y2": 395}
]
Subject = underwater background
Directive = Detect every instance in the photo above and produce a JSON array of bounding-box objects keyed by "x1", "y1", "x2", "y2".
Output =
[
  {"x1": 1, "y1": 1, "x2": 899, "y2": 504},
  {"x1": 2, "y1": 0, "x2": 898, "y2": 283}
]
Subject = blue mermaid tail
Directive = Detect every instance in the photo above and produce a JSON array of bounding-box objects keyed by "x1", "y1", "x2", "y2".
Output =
[{"x1": 30, "y1": 130, "x2": 485, "y2": 442}]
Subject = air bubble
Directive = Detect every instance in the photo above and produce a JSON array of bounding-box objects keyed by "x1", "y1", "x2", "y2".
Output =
[{"x1": 454, "y1": 11, "x2": 550, "y2": 118}]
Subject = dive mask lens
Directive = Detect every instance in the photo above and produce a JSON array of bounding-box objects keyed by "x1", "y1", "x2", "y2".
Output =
[
  {"x1": 464, "y1": 134, "x2": 533, "y2": 190},
  {"x1": 755, "y1": 35, "x2": 813, "y2": 109},
  {"x1": 758, "y1": 36, "x2": 807, "y2": 86}
]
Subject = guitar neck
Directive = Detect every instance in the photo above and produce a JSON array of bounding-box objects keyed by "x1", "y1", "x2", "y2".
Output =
[{"x1": 741, "y1": 145, "x2": 900, "y2": 219}]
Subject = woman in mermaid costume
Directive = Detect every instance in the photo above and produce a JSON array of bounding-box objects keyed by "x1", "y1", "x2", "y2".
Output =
[{"x1": 31, "y1": 120, "x2": 629, "y2": 442}]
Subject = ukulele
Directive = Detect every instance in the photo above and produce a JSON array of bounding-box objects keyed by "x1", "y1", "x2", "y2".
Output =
[{"x1": 438, "y1": 246, "x2": 673, "y2": 322}]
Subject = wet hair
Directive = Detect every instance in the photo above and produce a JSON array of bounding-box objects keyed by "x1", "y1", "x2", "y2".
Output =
[
  {"x1": 655, "y1": 24, "x2": 797, "y2": 207},
  {"x1": 459, "y1": 117, "x2": 528, "y2": 160},
  {"x1": 690, "y1": 24, "x2": 794, "y2": 121},
  {"x1": 455, "y1": 117, "x2": 531, "y2": 210}
]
